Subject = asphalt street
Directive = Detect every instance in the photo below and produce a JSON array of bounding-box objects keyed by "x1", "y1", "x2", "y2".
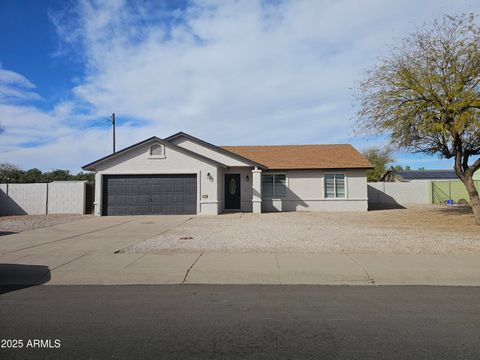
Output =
[{"x1": 0, "y1": 285, "x2": 479, "y2": 359}]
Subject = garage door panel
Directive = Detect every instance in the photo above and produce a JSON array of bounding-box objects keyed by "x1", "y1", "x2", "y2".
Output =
[
  {"x1": 151, "y1": 184, "x2": 162, "y2": 193},
  {"x1": 125, "y1": 205, "x2": 138, "y2": 215},
  {"x1": 138, "y1": 194, "x2": 151, "y2": 203},
  {"x1": 173, "y1": 183, "x2": 184, "y2": 191},
  {"x1": 115, "y1": 195, "x2": 128, "y2": 205},
  {"x1": 185, "y1": 183, "x2": 196, "y2": 192},
  {"x1": 162, "y1": 193, "x2": 174, "y2": 202},
  {"x1": 138, "y1": 184, "x2": 151, "y2": 194},
  {"x1": 151, "y1": 195, "x2": 162, "y2": 203},
  {"x1": 174, "y1": 192, "x2": 185, "y2": 200},
  {"x1": 163, "y1": 183, "x2": 173, "y2": 192},
  {"x1": 117, "y1": 188, "x2": 129, "y2": 197},
  {"x1": 185, "y1": 205, "x2": 196, "y2": 214},
  {"x1": 138, "y1": 205, "x2": 151, "y2": 214},
  {"x1": 185, "y1": 194, "x2": 196, "y2": 202},
  {"x1": 103, "y1": 174, "x2": 197, "y2": 215},
  {"x1": 113, "y1": 206, "x2": 128, "y2": 215},
  {"x1": 127, "y1": 195, "x2": 138, "y2": 203},
  {"x1": 128, "y1": 183, "x2": 138, "y2": 192},
  {"x1": 151, "y1": 205, "x2": 163, "y2": 213},
  {"x1": 175, "y1": 204, "x2": 185, "y2": 213},
  {"x1": 162, "y1": 206, "x2": 175, "y2": 215}
]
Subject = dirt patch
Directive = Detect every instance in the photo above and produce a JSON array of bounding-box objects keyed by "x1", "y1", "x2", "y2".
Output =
[
  {"x1": 0, "y1": 214, "x2": 90, "y2": 235},
  {"x1": 127, "y1": 205, "x2": 480, "y2": 255}
]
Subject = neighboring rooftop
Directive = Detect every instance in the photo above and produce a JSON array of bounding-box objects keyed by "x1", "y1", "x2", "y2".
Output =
[
  {"x1": 222, "y1": 144, "x2": 373, "y2": 170},
  {"x1": 381, "y1": 170, "x2": 459, "y2": 182}
]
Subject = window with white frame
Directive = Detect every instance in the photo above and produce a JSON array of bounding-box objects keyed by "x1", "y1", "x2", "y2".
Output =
[
  {"x1": 324, "y1": 174, "x2": 345, "y2": 198},
  {"x1": 149, "y1": 144, "x2": 165, "y2": 157},
  {"x1": 262, "y1": 174, "x2": 286, "y2": 198}
]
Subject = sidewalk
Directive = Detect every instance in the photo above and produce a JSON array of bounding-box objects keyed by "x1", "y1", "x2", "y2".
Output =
[
  {"x1": 1, "y1": 216, "x2": 479, "y2": 287},
  {"x1": 2, "y1": 251, "x2": 480, "y2": 286}
]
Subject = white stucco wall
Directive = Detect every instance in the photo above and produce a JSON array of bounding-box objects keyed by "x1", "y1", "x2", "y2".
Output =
[
  {"x1": 93, "y1": 141, "x2": 220, "y2": 215},
  {"x1": 217, "y1": 167, "x2": 225, "y2": 213},
  {"x1": 170, "y1": 137, "x2": 253, "y2": 167},
  {"x1": 261, "y1": 169, "x2": 368, "y2": 212}
]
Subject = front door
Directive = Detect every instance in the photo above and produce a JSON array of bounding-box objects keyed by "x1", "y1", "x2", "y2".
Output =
[{"x1": 225, "y1": 174, "x2": 241, "y2": 210}]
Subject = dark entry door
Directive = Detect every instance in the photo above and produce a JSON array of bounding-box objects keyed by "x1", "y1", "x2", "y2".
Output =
[
  {"x1": 102, "y1": 174, "x2": 197, "y2": 216},
  {"x1": 225, "y1": 174, "x2": 241, "y2": 210}
]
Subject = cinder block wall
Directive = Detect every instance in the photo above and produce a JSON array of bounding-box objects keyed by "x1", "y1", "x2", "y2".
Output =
[
  {"x1": 0, "y1": 183, "x2": 48, "y2": 215},
  {"x1": 0, "y1": 181, "x2": 87, "y2": 215},
  {"x1": 367, "y1": 181, "x2": 430, "y2": 206},
  {"x1": 48, "y1": 182, "x2": 86, "y2": 214}
]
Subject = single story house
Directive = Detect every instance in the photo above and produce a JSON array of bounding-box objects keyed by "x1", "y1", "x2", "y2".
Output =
[{"x1": 82, "y1": 132, "x2": 373, "y2": 216}]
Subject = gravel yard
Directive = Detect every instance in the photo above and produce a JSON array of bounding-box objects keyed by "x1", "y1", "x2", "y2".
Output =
[
  {"x1": 127, "y1": 205, "x2": 480, "y2": 255},
  {"x1": 0, "y1": 214, "x2": 89, "y2": 235}
]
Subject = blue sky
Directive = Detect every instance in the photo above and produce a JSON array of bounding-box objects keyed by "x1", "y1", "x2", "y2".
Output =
[{"x1": 0, "y1": 0, "x2": 479, "y2": 172}]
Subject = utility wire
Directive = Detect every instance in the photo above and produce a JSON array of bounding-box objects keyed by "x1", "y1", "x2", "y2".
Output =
[{"x1": 0, "y1": 118, "x2": 112, "y2": 155}]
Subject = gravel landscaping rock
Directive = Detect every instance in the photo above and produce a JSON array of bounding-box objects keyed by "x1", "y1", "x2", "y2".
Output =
[
  {"x1": 0, "y1": 214, "x2": 89, "y2": 235},
  {"x1": 127, "y1": 205, "x2": 480, "y2": 255}
]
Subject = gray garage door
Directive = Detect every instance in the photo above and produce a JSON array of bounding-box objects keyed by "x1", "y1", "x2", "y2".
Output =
[{"x1": 102, "y1": 174, "x2": 197, "y2": 215}]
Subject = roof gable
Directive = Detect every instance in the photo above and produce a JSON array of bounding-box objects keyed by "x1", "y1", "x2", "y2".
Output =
[
  {"x1": 82, "y1": 136, "x2": 228, "y2": 171},
  {"x1": 165, "y1": 132, "x2": 267, "y2": 169},
  {"x1": 221, "y1": 144, "x2": 373, "y2": 170}
]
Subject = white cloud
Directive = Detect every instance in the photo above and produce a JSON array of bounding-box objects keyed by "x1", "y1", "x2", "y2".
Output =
[
  {"x1": 56, "y1": 0, "x2": 480, "y2": 145},
  {"x1": 2, "y1": 0, "x2": 480, "y2": 171},
  {"x1": 0, "y1": 67, "x2": 42, "y2": 101}
]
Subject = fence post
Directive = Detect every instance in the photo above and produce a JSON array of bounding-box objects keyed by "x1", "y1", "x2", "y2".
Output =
[
  {"x1": 46, "y1": 183, "x2": 49, "y2": 214},
  {"x1": 428, "y1": 180, "x2": 435, "y2": 204}
]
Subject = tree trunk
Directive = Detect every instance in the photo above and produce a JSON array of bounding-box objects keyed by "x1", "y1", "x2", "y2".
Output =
[{"x1": 462, "y1": 174, "x2": 480, "y2": 225}]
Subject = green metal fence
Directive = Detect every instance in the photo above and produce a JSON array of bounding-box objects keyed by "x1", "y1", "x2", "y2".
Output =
[{"x1": 431, "y1": 180, "x2": 480, "y2": 204}]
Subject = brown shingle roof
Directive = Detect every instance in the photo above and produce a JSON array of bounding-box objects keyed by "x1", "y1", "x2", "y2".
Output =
[{"x1": 221, "y1": 144, "x2": 373, "y2": 170}]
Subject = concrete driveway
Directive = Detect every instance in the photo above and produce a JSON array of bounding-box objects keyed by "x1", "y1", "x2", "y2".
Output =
[
  {"x1": 0, "y1": 215, "x2": 198, "y2": 285},
  {"x1": 0, "y1": 215, "x2": 190, "y2": 255},
  {"x1": 1, "y1": 215, "x2": 480, "y2": 286}
]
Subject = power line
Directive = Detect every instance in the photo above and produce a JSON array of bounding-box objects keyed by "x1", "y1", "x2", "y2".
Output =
[{"x1": 0, "y1": 118, "x2": 112, "y2": 155}]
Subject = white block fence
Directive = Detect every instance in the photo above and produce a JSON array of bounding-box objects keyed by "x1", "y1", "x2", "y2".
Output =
[
  {"x1": 0, "y1": 181, "x2": 92, "y2": 215},
  {"x1": 367, "y1": 181, "x2": 431, "y2": 207}
]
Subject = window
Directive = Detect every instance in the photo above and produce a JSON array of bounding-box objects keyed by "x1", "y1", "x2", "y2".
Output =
[
  {"x1": 274, "y1": 174, "x2": 286, "y2": 197},
  {"x1": 262, "y1": 174, "x2": 286, "y2": 197},
  {"x1": 324, "y1": 174, "x2": 345, "y2": 198},
  {"x1": 149, "y1": 144, "x2": 165, "y2": 157}
]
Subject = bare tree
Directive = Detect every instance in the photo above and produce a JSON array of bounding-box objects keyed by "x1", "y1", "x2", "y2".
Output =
[{"x1": 356, "y1": 14, "x2": 480, "y2": 224}]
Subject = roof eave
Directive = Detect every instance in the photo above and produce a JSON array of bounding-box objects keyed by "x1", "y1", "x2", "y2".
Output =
[{"x1": 265, "y1": 166, "x2": 374, "y2": 171}]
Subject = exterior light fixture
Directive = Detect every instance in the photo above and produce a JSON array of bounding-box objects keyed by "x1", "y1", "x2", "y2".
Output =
[{"x1": 246, "y1": 175, "x2": 250, "y2": 182}]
